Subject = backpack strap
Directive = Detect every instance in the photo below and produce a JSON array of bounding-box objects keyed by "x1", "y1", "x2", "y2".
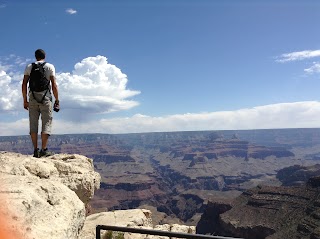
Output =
[
  {"x1": 39, "y1": 62, "x2": 47, "y2": 69},
  {"x1": 32, "y1": 89, "x2": 49, "y2": 104}
]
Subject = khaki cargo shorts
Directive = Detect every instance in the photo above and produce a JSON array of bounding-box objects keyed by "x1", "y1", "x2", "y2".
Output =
[{"x1": 29, "y1": 92, "x2": 53, "y2": 135}]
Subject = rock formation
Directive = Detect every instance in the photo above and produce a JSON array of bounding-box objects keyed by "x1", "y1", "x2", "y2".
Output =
[
  {"x1": 80, "y1": 209, "x2": 153, "y2": 239},
  {"x1": 277, "y1": 164, "x2": 320, "y2": 186},
  {"x1": 0, "y1": 151, "x2": 196, "y2": 239},
  {"x1": 80, "y1": 208, "x2": 195, "y2": 239},
  {"x1": 0, "y1": 151, "x2": 100, "y2": 239},
  {"x1": 197, "y1": 177, "x2": 320, "y2": 239},
  {"x1": 1, "y1": 129, "x2": 320, "y2": 225}
]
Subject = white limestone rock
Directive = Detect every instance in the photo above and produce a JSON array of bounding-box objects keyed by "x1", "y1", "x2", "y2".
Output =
[
  {"x1": 148, "y1": 224, "x2": 196, "y2": 239},
  {"x1": 0, "y1": 174, "x2": 85, "y2": 239},
  {"x1": 0, "y1": 151, "x2": 195, "y2": 239},
  {"x1": 0, "y1": 151, "x2": 101, "y2": 204},
  {"x1": 0, "y1": 151, "x2": 101, "y2": 239},
  {"x1": 49, "y1": 153, "x2": 101, "y2": 204},
  {"x1": 170, "y1": 223, "x2": 196, "y2": 234},
  {"x1": 147, "y1": 224, "x2": 171, "y2": 239},
  {"x1": 79, "y1": 209, "x2": 153, "y2": 239},
  {"x1": 80, "y1": 209, "x2": 196, "y2": 239}
]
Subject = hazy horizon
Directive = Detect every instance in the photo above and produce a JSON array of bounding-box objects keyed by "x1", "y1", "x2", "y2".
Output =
[{"x1": 1, "y1": 126, "x2": 320, "y2": 138}]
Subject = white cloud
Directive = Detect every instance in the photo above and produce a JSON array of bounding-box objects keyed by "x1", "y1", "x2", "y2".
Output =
[
  {"x1": 1, "y1": 55, "x2": 320, "y2": 136},
  {"x1": 0, "y1": 4, "x2": 6, "y2": 9},
  {"x1": 0, "y1": 118, "x2": 29, "y2": 136},
  {"x1": 0, "y1": 55, "x2": 140, "y2": 115},
  {"x1": 0, "y1": 55, "x2": 29, "y2": 112},
  {"x1": 66, "y1": 8, "x2": 77, "y2": 15},
  {"x1": 1, "y1": 101, "x2": 319, "y2": 136},
  {"x1": 92, "y1": 101, "x2": 320, "y2": 133},
  {"x1": 304, "y1": 62, "x2": 320, "y2": 74},
  {"x1": 276, "y1": 50, "x2": 320, "y2": 63},
  {"x1": 0, "y1": 70, "x2": 20, "y2": 111},
  {"x1": 14, "y1": 56, "x2": 31, "y2": 67},
  {"x1": 57, "y1": 55, "x2": 140, "y2": 115},
  {"x1": 0, "y1": 54, "x2": 31, "y2": 70}
]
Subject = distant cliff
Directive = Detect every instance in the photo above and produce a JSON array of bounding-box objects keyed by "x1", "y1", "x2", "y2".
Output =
[
  {"x1": 1, "y1": 129, "x2": 320, "y2": 226},
  {"x1": 277, "y1": 164, "x2": 320, "y2": 186},
  {"x1": 197, "y1": 176, "x2": 320, "y2": 239}
]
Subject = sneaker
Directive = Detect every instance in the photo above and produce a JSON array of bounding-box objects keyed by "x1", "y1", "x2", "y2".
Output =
[
  {"x1": 33, "y1": 148, "x2": 40, "y2": 158},
  {"x1": 39, "y1": 148, "x2": 54, "y2": 157}
]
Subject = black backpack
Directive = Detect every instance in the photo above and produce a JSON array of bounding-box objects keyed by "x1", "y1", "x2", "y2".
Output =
[
  {"x1": 29, "y1": 62, "x2": 50, "y2": 92},
  {"x1": 29, "y1": 62, "x2": 50, "y2": 103}
]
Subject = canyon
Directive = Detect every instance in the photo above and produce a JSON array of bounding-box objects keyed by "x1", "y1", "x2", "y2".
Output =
[
  {"x1": 1, "y1": 128, "x2": 320, "y2": 234},
  {"x1": 197, "y1": 166, "x2": 320, "y2": 239}
]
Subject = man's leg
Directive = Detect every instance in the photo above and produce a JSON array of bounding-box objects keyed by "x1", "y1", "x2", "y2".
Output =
[
  {"x1": 29, "y1": 97, "x2": 40, "y2": 157},
  {"x1": 41, "y1": 133, "x2": 49, "y2": 150},
  {"x1": 30, "y1": 132, "x2": 40, "y2": 158},
  {"x1": 30, "y1": 133, "x2": 38, "y2": 149},
  {"x1": 39, "y1": 97, "x2": 53, "y2": 157},
  {"x1": 40, "y1": 133, "x2": 53, "y2": 157}
]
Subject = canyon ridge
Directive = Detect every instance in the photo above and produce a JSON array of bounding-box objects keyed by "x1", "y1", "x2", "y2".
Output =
[{"x1": 1, "y1": 128, "x2": 320, "y2": 230}]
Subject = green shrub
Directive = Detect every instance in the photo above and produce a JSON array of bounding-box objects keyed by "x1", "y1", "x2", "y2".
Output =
[
  {"x1": 102, "y1": 230, "x2": 124, "y2": 239},
  {"x1": 115, "y1": 232, "x2": 124, "y2": 239},
  {"x1": 102, "y1": 230, "x2": 113, "y2": 239}
]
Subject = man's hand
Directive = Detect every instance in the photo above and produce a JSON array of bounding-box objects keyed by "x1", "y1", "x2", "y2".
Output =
[
  {"x1": 53, "y1": 100, "x2": 60, "y2": 112},
  {"x1": 23, "y1": 101, "x2": 29, "y2": 110}
]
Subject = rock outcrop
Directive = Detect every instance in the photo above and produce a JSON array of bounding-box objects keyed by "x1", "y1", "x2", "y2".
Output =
[
  {"x1": 0, "y1": 151, "x2": 101, "y2": 239},
  {"x1": 197, "y1": 177, "x2": 320, "y2": 239},
  {"x1": 0, "y1": 151, "x2": 196, "y2": 239},
  {"x1": 80, "y1": 208, "x2": 195, "y2": 239},
  {"x1": 277, "y1": 164, "x2": 320, "y2": 186},
  {"x1": 80, "y1": 209, "x2": 153, "y2": 239}
]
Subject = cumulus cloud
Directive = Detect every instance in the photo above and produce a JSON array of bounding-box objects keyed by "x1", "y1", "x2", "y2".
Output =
[
  {"x1": 276, "y1": 50, "x2": 320, "y2": 63},
  {"x1": 0, "y1": 55, "x2": 30, "y2": 111},
  {"x1": 1, "y1": 101, "x2": 319, "y2": 136},
  {"x1": 66, "y1": 8, "x2": 77, "y2": 15},
  {"x1": 0, "y1": 70, "x2": 20, "y2": 111},
  {"x1": 1, "y1": 55, "x2": 319, "y2": 136},
  {"x1": 57, "y1": 55, "x2": 140, "y2": 115}
]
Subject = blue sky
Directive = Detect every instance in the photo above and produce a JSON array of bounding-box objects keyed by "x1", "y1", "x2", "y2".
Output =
[{"x1": 1, "y1": 0, "x2": 320, "y2": 135}]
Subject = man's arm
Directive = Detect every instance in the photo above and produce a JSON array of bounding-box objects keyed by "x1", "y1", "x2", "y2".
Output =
[
  {"x1": 50, "y1": 75, "x2": 59, "y2": 103},
  {"x1": 22, "y1": 75, "x2": 29, "y2": 110}
]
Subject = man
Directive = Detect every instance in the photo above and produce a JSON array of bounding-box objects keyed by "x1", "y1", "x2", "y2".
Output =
[{"x1": 22, "y1": 49, "x2": 59, "y2": 157}]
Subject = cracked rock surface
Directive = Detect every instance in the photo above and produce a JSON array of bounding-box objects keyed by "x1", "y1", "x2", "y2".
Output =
[{"x1": 0, "y1": 151, "x2": 101, "y2": 239}]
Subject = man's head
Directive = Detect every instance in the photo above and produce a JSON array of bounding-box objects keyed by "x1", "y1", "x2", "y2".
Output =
[{"x1": 35, "y1": 49, "x2": 46, "y2": 60}]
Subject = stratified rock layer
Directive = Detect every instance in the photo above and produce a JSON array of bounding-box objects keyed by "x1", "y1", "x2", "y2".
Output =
[
  {"x1": 277, "y1": 164, "x2": 320, "y2": 186},
  {"x1": 1, "y1": 129, "x2": 319, "y2": 225},
  {"x1": 197, "y1": 177, "x2": 320, "y2": 239}
]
